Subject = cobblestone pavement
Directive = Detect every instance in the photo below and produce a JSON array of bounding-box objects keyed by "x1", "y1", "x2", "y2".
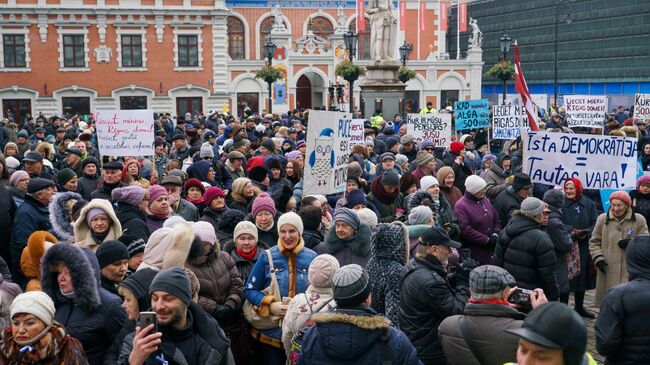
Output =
[{"x1": 569, "y1": 290, "x2": 604, "y2": 364}]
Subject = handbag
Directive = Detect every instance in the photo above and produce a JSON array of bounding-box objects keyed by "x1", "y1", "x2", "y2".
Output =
[
  {"x1": 243, "y1": 250, "x2": 281, "y2": 330},
  {"x1": 565, "y1": 241, "x2": 581, "y2": 280}
]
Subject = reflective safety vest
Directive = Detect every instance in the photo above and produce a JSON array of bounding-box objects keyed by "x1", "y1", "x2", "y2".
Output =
[
  {"x1": 420, "y1": 107, "x2": 437, "y2": 114},
  {"x1": 370, "y1": 115, "x2": 384, "y2": 128}
]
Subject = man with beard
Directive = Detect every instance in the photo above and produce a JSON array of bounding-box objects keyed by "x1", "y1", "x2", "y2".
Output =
[{"x1": 120, "y1": 267, "x2": 235, "y2": 365}]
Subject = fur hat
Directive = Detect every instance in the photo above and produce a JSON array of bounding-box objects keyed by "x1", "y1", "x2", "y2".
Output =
[
  {"x1": 192, "y1": 221, "x2": 217, "y2": 246},
  {"x1": 465, "y1": 175, "x2": 487, "y2": 195},
  {"x1": 11, "y1": 292, "x2": 55, "y2": 326},
  {"x1": 400, "y1": 173, "x2": 418, "y2": 194},
  {"x1": 234, "y1": 221, "x2": 258, "y2": 242},
  {"x1": 308, "y1": 254, "x2": 340, "y2": 288},
  {"x1": 138, "y1": 222, "x2": 194, "y2": 271},
  {"x1": 277, "y1": 212, "x2": 303, "y2": 235},
  {"x1": 248, "y1": 166, "x2": 268, "y2": 183},
  {"x1": 610, "y1": 190, "x2": 631, "y2": 207}
]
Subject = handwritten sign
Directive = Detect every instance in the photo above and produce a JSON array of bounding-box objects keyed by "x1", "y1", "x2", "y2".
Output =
[
  {"x1": 492, "y1": 104, "x2": 530, "y2": 139},
  {"x1": 350, "y1": 119, "x2": 365, "y2": 146},
  {"x1": 564, "y1": 95, "x2": 607, "y2": 128},
  {"x1": 407, "y1": 113, "x2": 452, "y2": 147},
  {"x1": 95, "y1": 109, "x2": 154, "y2": 157},
  {"x1": 302, "y1": 110, "x2": 351, "y2": 197},
  {"x1": 634, "y1": 94, "x2": 650, "y2": 120},
  {"x1": 523, "y1": 132, "x2": 637, "y2": 190},
  {"x1": 454, "y1": 99, "x2": 490, "y2": 130},
  {"x1": 499, "y1": 93, "x2": 548, "y2": 111}
]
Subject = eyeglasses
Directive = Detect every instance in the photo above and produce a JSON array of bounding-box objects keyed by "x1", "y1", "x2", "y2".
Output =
[{"x1": 424, "y1": 148, "x2": 434, "y2": 151}]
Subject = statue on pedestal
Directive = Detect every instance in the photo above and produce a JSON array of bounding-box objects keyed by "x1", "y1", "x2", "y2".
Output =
[
  {"x1": 272, "y1": 5, "x2": 287, "y2": 32},
  {"x1": 367, "y1": 0, "x2": 397, "y2": 62},
  {"x1": 468, "y1": 17, "x2": 483, "y2": 49}
]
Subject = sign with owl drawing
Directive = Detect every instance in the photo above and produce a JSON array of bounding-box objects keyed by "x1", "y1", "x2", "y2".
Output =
[{"x1": 303, "y1": 110, "x2": 352, "y2": 197}]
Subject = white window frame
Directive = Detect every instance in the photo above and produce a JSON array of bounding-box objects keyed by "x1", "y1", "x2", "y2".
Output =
[
  {"x1": 0, "y1": 28, "x2": 31, "y2": 72},
  {"x1": 116, "y1": 28, "x2": 147, "y2": 71},
  {"x1": 173, "y1": 28, "x2": 203, "y2": 71},
  {"x1": 57, "y1": 28, "x2": 90, "y2": 72}
]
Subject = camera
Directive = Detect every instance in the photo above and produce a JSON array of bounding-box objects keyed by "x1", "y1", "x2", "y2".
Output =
[{"x1": 508, "y1": 288, "x2": 536, "y2": 308}]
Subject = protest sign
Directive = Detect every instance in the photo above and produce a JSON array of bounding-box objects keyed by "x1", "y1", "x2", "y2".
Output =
[
  {"x1": 499, "y1": 93, "x2": 548, "y2": 111},
  {"x1": 95, "y1": 109, "x2": 154, "y2": 157},
  {"x1": 407, "y1": 113, "x2": 452, "y2": 147},
  {"x1": 303, "y1": 110, "x2": 351, "y2": 197},
  {"x1": 634, "y1": 94, "x2": 650, "y2": 120},
  {"x1": 454, "y1": 99, "x2": 490, "y2": 130},
  {"x1": 492, "y1": 104, "x2": 529, "y2": 139},
  {"x1": 350, "y1": 119, "x2": 365, "y2": 146},
  {"x1": 523, "y1": 132, "x2": 637, "y2": 190},
  {"x1": 564, "y1": 95, "x2": 607, "y2": 128}
]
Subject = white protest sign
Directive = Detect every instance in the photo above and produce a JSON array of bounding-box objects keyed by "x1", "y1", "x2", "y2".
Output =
[
  {"x1": 564, "y1": 95, "x2": 607, "y2": 128},
  {"x1": 492, "y1": 104, "x2": 530, "y2": 139},
  {"x1": 303, "y1": 110, "x2": 352, "y2": 197},
  {"x1": 350, "y1": 119, "x2": 365, "y2": 146},
  {"x1": 407, "y1": 113, "x2": 452, "y2": 147},
  {"x1": 634, "y1": 94, "x2": 650, "y2": 120},
  {"x1": 95, "y1": 109, "x2": 154, "y2": 157},
  {"x1": 499, "y1": 93, "x2": 548, "y2": 111},
  {"x1": 523, "y1": 132, "x2": 637, "y2": 190}
]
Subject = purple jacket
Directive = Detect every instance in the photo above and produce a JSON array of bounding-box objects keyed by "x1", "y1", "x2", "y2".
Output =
[{"x1": 454, "y1": 191, "x2": 502, "y2": 265}]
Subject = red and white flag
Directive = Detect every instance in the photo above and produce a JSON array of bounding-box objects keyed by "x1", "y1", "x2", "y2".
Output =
[
  {"x1": 419, "y1": 0, "x2": 426, "y2": 32},
  {"x1": 439, "y1": 2, "x2": 448, "y2": 32},
  {"x1": 399, "y1": 1, "x2": 407, "y2": 31},
  {"x1": 357, "y1": 0, "x2": 365, "y2": 31},
  {"x1": 458, "y1": 0, "x2": 467, "y2": 32},
  {"x1": 514, "y1": 41, "x2": 540, "y2": 131}
]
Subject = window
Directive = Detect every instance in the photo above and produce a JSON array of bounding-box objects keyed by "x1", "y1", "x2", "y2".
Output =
[
  {"x1": 121, "y1": 35, "x2": 143, "y2": 67},
  {"x1": 227, "y1": 16, "x2": 245, "y2": 60},
  {"x1": 176, "y1": 97, "x2": 202, "y2": 118},
  {"x1": 177, "y1": 35, "x2": 198, "y2": 67},
  {"x1": 63, "y1": 35, "x2": 85, "y2": 67},
  {"x1": 309, "y1": 16, "x2": 333, "y2": 42},
  {"x1": 120, "y1": 96, "x2": 147, "y2": 110},
  {"x1": 3, "y1": 35, "x2": 26, "y2": 68},
  {"x1": 259, "y1": 16, "x2": 274, "y2": 60},
  {"x1": 62, "y1": 96, "x2": 90, "y2": 117},
  {"x1": 349, "y1": 19, "x2": 371, "y2": 60}
]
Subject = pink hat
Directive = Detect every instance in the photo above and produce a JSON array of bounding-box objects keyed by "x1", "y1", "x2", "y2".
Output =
[
  {"x1": 9, "y1": 170, "x2": 29, "y2": 187},
  {"x1": 637, "y1": 175, "x2": 650, "y2": 189},
  {"x1": 251, "y1": 193, "x2": 276, "y2": 218},
  {"x1": 204, "y1": 186, "x2": 225, "y2": 206},
  {"x1": 192, "y1": 221, "x2": 217, "y2": 246},
  {"x1": 148, "y1": 185, "x2": 168, "y2": 208},
  {"x1": 610, "y1": 190, "x2": 631, "y2": 207}
]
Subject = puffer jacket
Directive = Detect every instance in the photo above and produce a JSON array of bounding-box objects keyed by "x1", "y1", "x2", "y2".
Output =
[
  {"x1": 114, "y1": 202, "x2": 149, "y2": 242},
  {"x1": 73, "y1": 199, "x2": 122, "y2": 251},
  {"x1": 630, "y1": 189, "x2": 650, "y2": 225},
  {"x1": 49, "y1": 191, "x2": 83, "y2": 242},
  {"x1": 315, "y1": 223, "x2": 372, "y2": 267},
  {"x1": 454, "y1": 191, "x2": 502, "y2": 265},
  {"x1": 366, "y1": 222, "x2": 409, "y2": 325},
  {"x1": 493, "y1": 186, "x2": 522, "y2": 226},
  {"x1": 11, "y1": 194, "x2": 52, "y2": 275},
  {"x1": 595, "y1": 235, "x2": 650, "y2": 365},
  {"x1": 494, "y1": 212, "x2": 559, "y2": 300},
  {"x1": 545, "y1": 210, "x2": 573, "y2": 296}
]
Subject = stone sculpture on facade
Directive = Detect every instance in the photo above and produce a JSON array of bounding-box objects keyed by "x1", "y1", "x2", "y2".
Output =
[
  {"x1": 367, "y1": 0, "x2": 398, "y2": 62},
  {"x1": 468, "y1": 17, "x2": 483, "y2": 49}
]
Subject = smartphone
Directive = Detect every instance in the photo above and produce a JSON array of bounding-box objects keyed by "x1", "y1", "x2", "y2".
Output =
[
  {"x1": 138, "y1": 311, "x2": 158, "y2": 332},
  {"x1": 508, "y1": 288, "x2": 536, "y2": 307}
]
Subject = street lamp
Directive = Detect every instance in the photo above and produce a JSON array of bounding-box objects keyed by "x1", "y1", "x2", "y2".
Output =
[
  {"x1": 499, "y1": 30, "x2": 512, "y2": 105},
  {"x1": 263, "y1": 38, "x2": 277, "y2": 114},
  {"x1": 554, "y1": 0, "x2": 574, "y2": 110},
  {"x1": 399, "y1": 41, "x2": 413, "y2": 116},
  {"x1": 343, "y1": 30, "x2": 359, "y2": 114}
]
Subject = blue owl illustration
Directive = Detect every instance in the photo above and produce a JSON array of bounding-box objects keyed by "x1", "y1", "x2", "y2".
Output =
[{"x1": 309, "y1": 136, "x2": 335, "y2": 186}]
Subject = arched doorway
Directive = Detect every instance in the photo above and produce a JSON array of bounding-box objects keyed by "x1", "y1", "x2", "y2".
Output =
[{"x1": 296, "y1": 75, "x2": 312, "y2": 110}]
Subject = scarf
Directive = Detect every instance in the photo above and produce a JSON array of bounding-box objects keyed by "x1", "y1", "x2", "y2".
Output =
[
  {"x1": 277, "y1": 237, "x2": 305, "y2": 298},
  {"x1": 236, "y1": 246, "x2": 257, "y2": 261},
  {"x1": 185, "y1": 196, "x2": 205, "y2": 206},
  {"x1": 564, "y1": 178, "x2": 583, "y2": 201},
  {"x1": 0, "y1": 323, "x2": 83, "y2": 364},
  {"x1": 91, "y1": 231, "x2": 109, "y2": 244},
  {"x1": 370, "y1": 177, "x2": 399, "y2": 204},
  {"x1": 148, "y1": 207, "x2": 172, "y2": 219},
  {"x1": 468, "y1": 298, "x2": 509, "y2": 305}
]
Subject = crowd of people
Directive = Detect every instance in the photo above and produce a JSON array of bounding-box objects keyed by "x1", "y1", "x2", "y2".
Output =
[{"x1": 0, "y1": 105, "x2": 647, "y2": 365}]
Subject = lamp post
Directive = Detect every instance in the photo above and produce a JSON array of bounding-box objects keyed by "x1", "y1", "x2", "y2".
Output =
[
  {"x1": 499, "y1": 30, "x2": 512, "y2": 105},
  {"x1": 399, "y1": 41, "x2": 413, "y2": 117},
  {"x1": 554, "y1": 0, "x2": 574, "y2": 110},
  {"x1": 343, "y1": 30, "x2": 359, "y2": 114},
  {"x1": 263, "y1": 38, "x2": 277, "y2": 114}
]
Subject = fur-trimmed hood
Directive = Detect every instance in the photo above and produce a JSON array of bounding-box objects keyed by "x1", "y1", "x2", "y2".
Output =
[
  {"x1": 41, "y1": 243, "x2": 101, "y2": 313},
  {"x1": 323, "y1": 222, "x2": 372, "y2": 257},
  {"x1": 49, "y1": 191, "x2": 83, "y2": 242},
  {"x1": 138, "y1": 222, "x2": 196, "y2": 271},
  {"x1": 369, "y1": 221, "x2": 409, "y2": 265},
  {"x1": 20, "y1": 231, "x2": 58, "y2": 291},
  {"x1": 73, "y1": 198, "x2": 122, "y2": 251}
]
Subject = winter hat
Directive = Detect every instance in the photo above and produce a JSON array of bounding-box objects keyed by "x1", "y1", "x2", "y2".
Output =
[
  {"x1": 218, "y1": 209, "x2": 246, "y2": 234},
  {"x1": 95, "y1": 240, "x2": 129, "y2": 268},
  {"x1": 9, "y1": 170, "x2": 29, "y2": 187},
  {"x1": 436, "y1": 166, "x2": 454, "y2": 183},
  {"x1": 17, "y1": 130, "x2": 28, "y2": 139},
  {"x1": 184, "y1": 178, "x2": 205, "y2": 195},
  {"x1": 381, "y1": 170, "x2": 400, "y2": 187},
  {"x1": 346, "y1": 162, "x2": 363, "y2": 179},
  {"x1": 400, "y1": 134, "x2": 414, "y2": 145},
  {"x1": 308, "y1": 254, "x2": 340, "y2": 288},
  {"x1": 465, "y1": 175, "x2": 487, "y2": 195},
  {"x1": 10, "y1": 292, "x2": 55, "y2": 326},
  {"x1": 56, "y1": 168, "x2": 76, "y2": 186},
  {"x1": 332, "y1": 264, "x2": 372, "y2": 308},
  {"x1": 27, "y1": 177, "x2": 55, "y2": 194},
  {"x1": 610, "y1": 190, "x2": 631, "y2": 207},
  {"x1": 346, "y1": 189, "x2": 367, "y2": 209},
  {"x1": 420, "y1": 176, "x2": 439, "y2": 192},
  {"x1": 637, "y1": 175, "x2": 650, "y2": 189},
  {"x1": 204, "y1": 186, "x2": 225, "y2": 206},
  {"x1": 482, "y1": 154, "x2": 497, "y2": 164},
  {"x1": 277, "y1": 212, "x2": 304, "y2": 235},
  {"x1": 5, "y1": 156, "x2": 20, "y2": 170},
  {"x1": 199, "y1": 142, "x2": 214, "y2": 159},
  {"x1": 543, "y1": 189, "x2": 565, "y2": 210},
  {"x1": 419, "y1": 140, "x2": 434, "y2": 151},
  {"x1": 386, "y1": 137, "x2": 400, "y2": 151},
  {"x1": 147, "y1": 185, "x2": 168, "y2": 208},
  {"x1": 81, "y1": 156, "x2": 99, "y2": 171},
  {"x1": 252, "y1": 193, "x2": 277, "y2": 217},
  {"x1": 228, "y1": 151, "x2": 245, "y2": 161},
  {"x1": 192, "y1": 221, "x2": 217, "y2": 246},
  {"x1": 112, "y1": 185, "x2": 146, "y2": 206},
  {"x1": 355, "y1": 208, "x2": 378, "y2": 229},
  {"x1": 119, "y1": 235, "x2": 146, "y2": 258},
  {"x1": 512, "y1": 173, "x2": 533, "y2": 192},
  {"x1": 261, "y1": 139, "x2": 276, "y2": 152},
  {"x1": 120, "y1": 268, "x2": 157, "y2": 312},
  {"x1": 149, "y1": 267, "x2": 192, "y2": 305},
  {"x1": 333, "y1": 207, "x2": 361, "y2": 231},
  {"x1": 248, "y1": 166, "x2": 268, "y2": 183},
  {"x1": 408, "y1": 205, "x2": 434, "y2": 225},
  {"x1": 86, "y1": 207, "x2": 108, "y2": 224},
  {"x1": 380, "y1": 152, "x2": 395, "y2": 162},
  {"x1": 285, "y1": 150, "x2": 301, "y2": 160},
  {"x1": 234, "y1": 221, "x2": 258, "y2": 242},
  {"x1": 416, "y1": 150, "x2": 434, "y2": 166},
  {"x1": 521, "y1": 197, "x2": 546, "y2": 218},
  {"x1": 450, "y1": 141, "x2": 465, "y2": 155},
  {"x1": 399, "y1": 173, "x2": 418, "y2": 194},
  {"x1": 163, "y1": 215, "x2": 186, "y2": 228},
  {"x1": 395, "y1": 154, "x2": 408, "y2": 168}
]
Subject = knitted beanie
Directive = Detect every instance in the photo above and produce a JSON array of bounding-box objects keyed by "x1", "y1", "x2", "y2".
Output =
[
  {"x1": 332, "y1": 264, "x2": 371, "y2": 308},
  {"x1": 204, "y1": 186, "x2": 225, "y2": 206},
  {"x1": 416, "y1": 150, "x2": 434, "y2": 166},
  {"x1": 355, "y1": 208, "x2": 378, "y2": 229},
  {"x1": 184, "y1": 178, "x2": 205, "y2": 195},
  {"x1": 192, "y1": 221, "x2": 217, "y2": 246},
  {"x1": 520, "y1": 197, "x2": 546, "y2": 218},
  {"x1": 346, "y1": 189, "x2": 367, "y2": 209},
  {"x1": 112, "y1": 185, "x2": 146, "y2": 206},
  {"x1": 56, "y1": 168, "x2": 77, "y2": 186},
  {"x1": 465, "y1": 175, "x2": 487, "y2": 195},
  {"x1": 10, "y1": 292, "x2": 55, "y2": 326},
  {"x1": 408, "y1": 205, "x2": 434, "y2": 225},
  {"x1": 333, "y1": 207, "x2": 361, "y2": 231},
  {"x1": 147, "y1": 185, "x2": 168, "y2": 208},
  {"x1": 149, "y1": 267, "x2": 191, "y2": 305},
  {"x1": 9, "y1": 170, "x2": 29, "y2": 187},
  {"x1": 232, "y1": 178, "x2": 251, "y2": 195},
  {"x1": 419, "y1": 140, "x2": 434, "y2": 150},
  {"x1": 450, "y1": 141, "x2": 465, "y2": 155},
  {"x1": 420, "y1": 176, "x2": 439, "y2": 192},
  {"x1": 277, "y1": 212, "x2": 304, "y2": 235},
  {"x1": 119, "y1": 235, "x2": 146, "y2": 258},
  {"x1": 95, "y1": 240, "x2": 129, "y2": 268},
  {"x1": 86, "y1": 207, "x2": 108, "y2": 224},
  {"x1": 543, "y1": 189, "x2": 565, "y2": 210},
  {"x1": 249, "y1": 166, "x2": 268, "y2": 183},
  {"x1": 395, "y1": 154, "x2": 408, "y2": 168},
  {"x1": 199, "y1": 142, "x2": 214, "y2": 159},
  {"x1": 610, "y1": 190, "x2": 631, "y2": 207},
  {"x1": 234, "y1": 221, "x2": 258, "y2": 242},
  {"x1": 252, "y1": 193, "x2": 277, "y2": 217},
  {"x1": 308, "y1": 254, "x2": 340, "y2": 288}
]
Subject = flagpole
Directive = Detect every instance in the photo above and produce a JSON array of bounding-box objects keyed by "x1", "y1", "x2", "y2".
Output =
[{"x1": 456, "y1": 0, "x2": 460, "y2": 59}]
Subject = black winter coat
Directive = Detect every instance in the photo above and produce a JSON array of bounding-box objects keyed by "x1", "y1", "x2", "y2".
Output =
[
  {"x1": 493, "y1": 187, "x2": 522, "y2": 226},
  {"x1": 302, "y1": 229, "x2": 324, "y2": 250},
  {"x1": 11, "y1": 195, "x2": 50, "y2": 274},
  {"x1": 562, "y1": 195, "x2": 599, "y2": 292},
  {"x1": 114, "y1": 202, "x2": 149, "y2": 241},
  {"x1": 494, "y1": 213, "x2": 559, "y2": 300},
  {"x1": 399, "y1": 256, "x2": 469, "y2": 365},
  {"x1": 630, "y1": 189, "x2": 650, "y2": 225},
  {"x1": 544, "y1": 210, "x2": 573, "y2": 295},
  {"x1": 443, "y1": 152, "x2": 473, "y2": 193},
  {"x1": 77, "y1": 173, "x2": 101, "y2": 201},
  {"x1": 0, "y1": 185, "x2": 16, "y2": 271},
  {"x1": 91, "y1": 181, "x2": 126, "y2": 201}
]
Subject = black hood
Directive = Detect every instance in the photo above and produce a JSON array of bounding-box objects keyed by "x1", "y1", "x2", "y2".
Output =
[{"x1": 627, "y1": 235, "x2": 650, "y2": 280}]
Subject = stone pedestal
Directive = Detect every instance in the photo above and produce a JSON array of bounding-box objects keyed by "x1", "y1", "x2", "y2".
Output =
[{"x1": 359, "y1": 61, "x2": 406, "y2": 119}]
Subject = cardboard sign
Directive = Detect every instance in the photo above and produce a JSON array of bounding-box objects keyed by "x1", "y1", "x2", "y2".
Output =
[
  {"x1": 634, "y1": 94, "x2": 650, "y2": 120},
  {"x1": 564, "y1": 95, "x2": 607, "y2": 128},
  {"x1": 492, "y1": 104, "x2": 530, "y2": 139},
  {"x1": 95, "y1": 109, "x2": 154, "y2": 157},
  {"x1": 302, "y1": 110, "x2": 352, "y2": 197},
  {"x1": 523, "y1": 132, "x2": 637, "y2": 190},
  {"x1": 349, "y1": 119, "x2": 365, "y2": 146},
  {"x1": 454, "y1": 99, "x2": 490, "y2": 131},
  {"x1": 499, "y1": 93, "x2": 548, "y2": 111},
  {"x1": 407, "y1": 113, "x2": 452, "y2": 147}
]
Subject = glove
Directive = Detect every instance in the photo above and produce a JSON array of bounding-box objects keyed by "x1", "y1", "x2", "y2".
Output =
[
  {"x1": 618, "y1": 239, "x2": 630, "y2": 249},
  {"x1": 487, "y1": 234, "x2": 499, "y2": 248},
  {"x1": 596, "y1": 261, "x2": 608, "y2": 273},
  {"x1": 214, "y1": 305, "x2": 235, "y2": 322},
  {"x1": 455, "y1": 258, "x2": 478, "y2": 284}
]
